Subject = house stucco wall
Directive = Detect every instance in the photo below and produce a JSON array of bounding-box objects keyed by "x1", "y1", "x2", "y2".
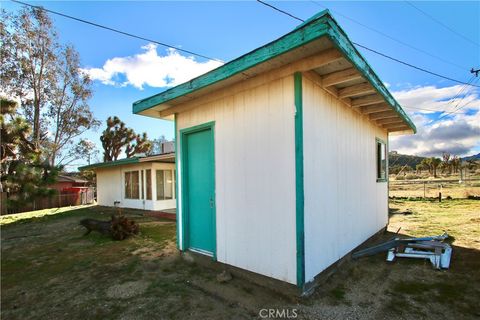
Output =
[
  {"x1": 176, "y1": 74, "x2": 297, "y2": 284},
  {"x1": 96, "y1": 167, "x2": 122, "y2": 207},
  {"x1": 302, "y1": 76, "x2": 389, "y2": 283},
  {"x1": 96, "y1": 162, "x2": 176, "y2": 211}
]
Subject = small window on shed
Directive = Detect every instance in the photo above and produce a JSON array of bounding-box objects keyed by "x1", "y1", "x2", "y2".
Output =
[{"x1": 376, "y1": 139, "x2": 387, "y2": 181}]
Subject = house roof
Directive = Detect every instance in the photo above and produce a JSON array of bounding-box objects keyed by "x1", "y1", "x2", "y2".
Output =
[
  {"x1": 57, "y1": 175, "x2": 88, "y2": 184},
  {"x1": 132, "y1": 10, "x2": 415, "y2": 134},
  {"x1": 78, "y1": 152, "x2": 175, "y2": 171}
]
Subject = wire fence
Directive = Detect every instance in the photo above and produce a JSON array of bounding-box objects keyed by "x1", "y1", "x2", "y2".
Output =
[{"x1": 389, "y1": 178, "x2": 480, "y2": 199}]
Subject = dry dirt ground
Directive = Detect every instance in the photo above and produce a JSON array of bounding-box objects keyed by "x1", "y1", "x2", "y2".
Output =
[{"x1": 1, "y1": 201, "x2": 479, "y2": 319}]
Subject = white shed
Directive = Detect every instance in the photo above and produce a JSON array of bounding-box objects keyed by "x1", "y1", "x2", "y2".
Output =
[
  {"x1": 132, "y1": 10, "x2": 415, "y2": 292},
  {"x1": 80, "y1": 153, "x2": 176, "y2": 212}
]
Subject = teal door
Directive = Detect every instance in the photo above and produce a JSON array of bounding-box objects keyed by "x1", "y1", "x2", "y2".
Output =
[{"x1": 183, "y1": 124, "x2": 215, "y2": 256}]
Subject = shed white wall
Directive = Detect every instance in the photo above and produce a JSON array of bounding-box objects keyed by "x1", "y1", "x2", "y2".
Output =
[
  {"x1": 302, "y1": 76, "x2": 389, "y2": 283},
  {"x1": 95, "y1": 163, "x2": 176, "y2": 211},
  {"x1": 176, "y1": 75, "x2": 297, "y2": 284}
]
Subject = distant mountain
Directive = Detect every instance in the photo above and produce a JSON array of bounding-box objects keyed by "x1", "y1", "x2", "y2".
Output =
[
  {"x1": 388, "y1": 151, "x2": 426, "y2": 168},
  {"x1": 462, "y1": 153, "x2": 480, "y2": 161},
  {"x1": 388, "y1": 151, "x2": 480, "y2": 167}
]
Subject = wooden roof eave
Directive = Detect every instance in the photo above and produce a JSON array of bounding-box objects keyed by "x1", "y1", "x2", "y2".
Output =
[
  {"x1": 324, "y1": 20, "x2": 416, "y2": 133},
  {"x1": 132, "y1": 10, "x2": 416, "y2": 134}
]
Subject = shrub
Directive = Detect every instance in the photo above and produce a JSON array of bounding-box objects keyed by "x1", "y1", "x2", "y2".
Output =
[
  {"x1": 405, "y1": 174, "x2": 418, "y2": 180},
  {"x1": 395, "y1": 176, "x2": 405, "y2": 180}
]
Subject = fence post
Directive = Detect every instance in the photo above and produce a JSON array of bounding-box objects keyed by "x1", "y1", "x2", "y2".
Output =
[
  {"x1": 423, "y1": 182, "x2": 426, "y2": 199},
  {"x1": 59, "y1": 193, "x2": 62, "y2": 208}
]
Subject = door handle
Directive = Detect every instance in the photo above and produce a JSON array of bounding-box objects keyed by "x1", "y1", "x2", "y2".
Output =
[{"x1": 209, "y1": 197, "x2": 214, "y2": 208}]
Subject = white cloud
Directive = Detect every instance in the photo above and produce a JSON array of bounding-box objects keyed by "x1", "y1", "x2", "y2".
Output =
[
  {"x1": 390, "y1": 84, "x2": 480, "y2": 157},
  {"x1": 81, "y1": 43, "x2": 223, "y2": 90}
]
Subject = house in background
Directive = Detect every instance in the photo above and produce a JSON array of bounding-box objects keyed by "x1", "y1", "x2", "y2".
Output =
[
  {"x1": 52, "y1": 175, "x2": 88, "y2": 193},
  {"x1": 79, "y1": 153, "x2": 176, "y2": 212},
  {"x1": 51, "y1": 175, "x2": 94, "y2": 206},
  {"x1": 133, "y1": 10, "x2": 415, "y2": 292}
]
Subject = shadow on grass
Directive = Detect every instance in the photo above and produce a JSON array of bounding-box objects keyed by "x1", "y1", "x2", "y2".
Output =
[{"x1": 1, "y1": 205, "x2": 173, "y2": 227}]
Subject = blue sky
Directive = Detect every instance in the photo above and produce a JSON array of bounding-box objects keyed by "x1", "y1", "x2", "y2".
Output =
[{"x1": 3, "y1": 1, "x2": 480, "y2": 167}]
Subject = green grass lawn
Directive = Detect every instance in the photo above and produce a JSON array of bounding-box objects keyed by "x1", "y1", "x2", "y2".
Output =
[
  {"x1": 1, "y1": 201, "x2": 479, "y2": 319},
  {"x1": 389, "y1": 199, "x2": 480, "y2": 249}
]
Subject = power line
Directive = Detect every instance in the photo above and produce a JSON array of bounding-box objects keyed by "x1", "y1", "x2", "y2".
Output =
[
  {"x1": 256, "y1": 0, "x2": 303, "y2": 22},
  {"x1": 441, "y1": 75, "x2": 476, "y2": 112},
  {"x1": 309, "y1": 0, "x2": 469, "y2": 71},
  {"x1": 447, "y1": 75, "x2": 475, "y2": 102},
  {"x1": 437, "y1": 77, "x2": 480, "y2": 120},
  {"x1": 403, "y1": 106, "x2": 466, "y2": 114},
  {"x1": 255, "y1": 0, "x2": 480, "y2": 88},
  {"x1": 405, "y1": 1, "x2": 479, "y2": 47},
  {"x1": 10, "y1": 0, "x2": 223, "y2": 63},
  {"x1": 13, "y1": 0, "x2": 479, "y2": 88},
  {"x1": 353, "y1": 43, "x2": 480, "y2": 88}
]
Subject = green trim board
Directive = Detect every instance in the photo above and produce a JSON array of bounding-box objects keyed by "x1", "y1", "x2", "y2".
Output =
[
  {"x1": 132, "y1": 15, "x2": 329, "y2": 114},
  {"x1": 174, "y1": 115, "x2": 181, "y2": 250},
  {"x1": 179, "y1": 121, "x2": 217, "y2": 259},
  {"x1": 79, "y1": 157, "x2": 140, "y2": 171},
  {"x1": 132, "y1": 10, "x2": 415, "y2": 133},
  {"x1": 294, "y1": 72, "x2": 305, "y2": 287}
]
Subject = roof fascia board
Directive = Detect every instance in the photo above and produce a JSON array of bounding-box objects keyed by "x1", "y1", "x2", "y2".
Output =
[
  {"x1": 79, "y1": 157, "x2": 140, "y2": 171},
  {"x1": 132, "y1": 13, "x2": 331, "y2": 114},
  {"x1": 324, "y1": 19, "x2": 416, "y2": 133},
  {"x1": 132, "y1": 10, "x2": 415, "y2": 133}
]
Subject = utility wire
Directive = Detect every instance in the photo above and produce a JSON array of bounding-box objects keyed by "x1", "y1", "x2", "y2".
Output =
[
  {"x1": 352, "y1": 43, "x2": 479, "y2": 88},
  {"x1": 437, "y1": 77, "x2": 480, "y2": 120},
  {"x1": 403, "y1": 106, "x2": 466, "y2": 114},
  {"x1": 309, "y1": 0, "x2": 469, "y2": 71},
  {"x1": 441, "y1": 75, "x2": 476, "y2": 112},
  {"x1": 11, "y1": 0, "x2": 223, "y2": 63},
  {"x1": 256, "y1": 0, "x2": 480, "y2": 88},
  {"x1": 447, "y1": 75, "x2": 475, "y2": 103},
  {"x1": 13, "y1": 0, "x2": 479, "y2": 88},
  {"x1": 256, "y1": 0, "x2": 304, "y2": 22},
  {"x1": 405, "y1": 1, "x2": 479, "y2": 47}
]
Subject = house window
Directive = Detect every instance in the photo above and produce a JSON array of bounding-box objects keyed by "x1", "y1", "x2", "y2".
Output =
[
  {"x1": 376, "y1": 139, "x2": 387, "y2": 181},
  {"x1": 146, "y1": 169, "x2": 152, "y2": 200},
  {"x1": 124, "y1": 171, "x2": 140, "y2": 199},
  {"x1": 156, "y1": 170, "x2": 174, "y2": 200}
]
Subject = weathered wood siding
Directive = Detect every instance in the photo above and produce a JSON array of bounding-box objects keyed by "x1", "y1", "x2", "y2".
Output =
[
  {"x1": 302, "y1": 76, "x2": 388, "y2": 282},
  {"x1": 176, "y1": 75, "x2": 297, "y2": 284}
]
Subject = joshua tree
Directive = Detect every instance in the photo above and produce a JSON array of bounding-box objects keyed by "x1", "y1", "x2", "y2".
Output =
[{"x1": 100, "y1": 116, "x2": 152, "y2": 161}]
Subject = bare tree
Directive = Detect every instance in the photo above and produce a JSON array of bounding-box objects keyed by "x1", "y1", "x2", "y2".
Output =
[
  {"x1": 47, "y1": 46, "x2": 100, "y2": 165},
  {"x1": 1, "y1": 7, "x2": 57, "y2": 147},
  {"x1": 1, "y1": 7, "x2": 99, "y2": 166}
]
